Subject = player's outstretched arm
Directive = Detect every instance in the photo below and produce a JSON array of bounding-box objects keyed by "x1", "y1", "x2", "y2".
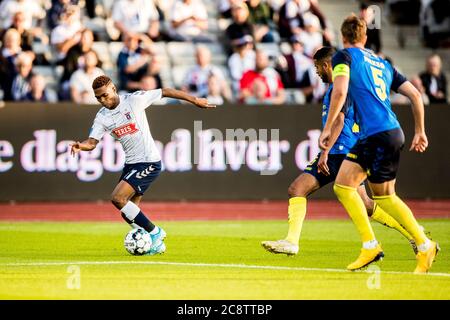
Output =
[
  {"x1": 319, "y1": 75, "x2": 349, "y2": 150},
  {"x1": 70, "y1": 138, "x2": 99, "y2": 156},
  {"x1": 397, "y1": 81, "x2": 428, "y2": 153},
  {"x1": 161, "y1": 88, "x2": 216, "y2": 109}
]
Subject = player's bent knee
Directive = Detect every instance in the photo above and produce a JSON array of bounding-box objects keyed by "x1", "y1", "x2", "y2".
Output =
[
  {"x1": 333, "y1": 183, "x2": 354, "y2": 200},
  {"x1": 288, "y1": 183, "x2": 306, "y2": 198},
  {"x1": 111, "y1": 194, "x2": 128, "y2": 209}
]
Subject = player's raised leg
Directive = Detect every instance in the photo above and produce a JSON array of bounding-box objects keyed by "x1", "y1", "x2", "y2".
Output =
[
  {"x1": 261, "y1": 172, "x2": 320, "y2": 255},
  {"x1": 334, "y1": 160, "x2": 383, "y2": 270},
  {"x1": 357, "y1": 184, "x2": 417, "y2": 254},
  {"x1": 370, "y1": 181, "x2": 439, "y2": 273},
  {"x1": 112, "y1": 180, "x2": 156, "y2": 232}
]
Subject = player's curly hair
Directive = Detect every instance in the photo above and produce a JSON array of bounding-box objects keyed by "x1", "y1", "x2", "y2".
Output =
[
  {"x1": 341, "y1": 14, "x2": 367, "y2": 44},
  {"x1": 313, "y1": 46, "x2": 337, "y2": 62},
  {"x1": 92, "y1": 75, "x2": 112, "y2": 90}
]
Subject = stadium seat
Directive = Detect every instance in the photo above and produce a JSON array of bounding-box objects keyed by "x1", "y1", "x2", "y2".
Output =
[
  {"x1": 108, "y1": 42, "x2": 124, "y2": 64},
  {"x1": 171, "y1": 64, "x2": 197, "y2": 88},
  {"x1": 279, "y1": 42, "x2": 292, "y2": 55},
  {"x1": 92, "y1": 41, "x2": 112, "y2": 68},
  {"x1": 32, "y1": 66, "x2": 56, "y2": 83},
  {"x1": 255, "y1": 43, "x2": 281, "y2": 59},
  {"x1": 32, "y1": 42, "x2": 54, "y2": 64},
  {"x1": 151, "y1": 42, "x2": 169, "y2": 65},
  {"x1": 167, "y1": 42, "x2": 197, "y2": 66},
  {"x1": 196, "y1": 43, "x2": 227, "y2": 65},
  {"x1": 32, "y1": 66, "x2": 59, "y2": 102},
  {"x1": 151, "y1": 42, "x2": 167, "y2": 57}
]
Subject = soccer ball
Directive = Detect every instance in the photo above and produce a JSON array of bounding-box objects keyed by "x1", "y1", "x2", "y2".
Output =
[{"x1": 124, "y1": 228, "x2": 153, "y2": 255}]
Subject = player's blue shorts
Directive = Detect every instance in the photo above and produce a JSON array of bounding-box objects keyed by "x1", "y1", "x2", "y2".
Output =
[
  {"x1": 304, "y1": 153, "x2": 347, "y2": 187},
  {"x1": 345, "y1": 128, "x2": 405, "y2": 183},
  {"x1": 119, "y1": 161, "x2": 162, "y2": 195}
]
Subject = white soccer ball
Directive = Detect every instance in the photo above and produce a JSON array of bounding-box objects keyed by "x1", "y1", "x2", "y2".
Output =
[{"x1": 124, "y1": 228, "x2": 153, "y2": 255}]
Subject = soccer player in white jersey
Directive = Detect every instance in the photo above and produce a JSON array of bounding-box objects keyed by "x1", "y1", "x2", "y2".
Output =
[{"x1": 70, "y1": 75, "x2": 215, "y2": 255}]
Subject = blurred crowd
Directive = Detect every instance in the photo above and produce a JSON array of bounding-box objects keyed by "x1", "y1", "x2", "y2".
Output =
[{"x1": 0, "y1": 0, "x2": 448, "y2": 105}]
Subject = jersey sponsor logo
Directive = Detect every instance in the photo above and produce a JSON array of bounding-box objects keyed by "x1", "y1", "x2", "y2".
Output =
[{"x1": 112, "y1": 123, "x2": 139, "y2": 138}]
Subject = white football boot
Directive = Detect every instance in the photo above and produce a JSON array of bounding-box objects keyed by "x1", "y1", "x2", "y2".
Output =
[{"x1": 261, "y1": 239, "x2": 299, "y2": 255}]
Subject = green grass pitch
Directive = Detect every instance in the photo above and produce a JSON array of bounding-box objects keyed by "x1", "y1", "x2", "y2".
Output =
[{"x1": 0, "y1": 219, "x2": 449, "y2": 299}]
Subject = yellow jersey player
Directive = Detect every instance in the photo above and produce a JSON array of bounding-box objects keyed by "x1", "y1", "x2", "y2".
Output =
[
  {"x1": 319, "y1": 15, "x2": 438, "y2": 273},
  {"x1": 261, "y1": 47, "x2": 417, "y2": 257}
]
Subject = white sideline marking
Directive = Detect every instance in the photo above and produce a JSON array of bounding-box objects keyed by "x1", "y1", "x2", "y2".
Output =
[{"x1": 1, "y1": 260, "x2": 450, "y2": 277}]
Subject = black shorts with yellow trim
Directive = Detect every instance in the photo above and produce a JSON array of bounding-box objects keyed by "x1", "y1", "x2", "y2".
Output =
[
  {"x1": 304, "y1": 153, "x2": 347, "y2": 187},
  {"x1": 345, "y1": 128, "x2": 405, "y2": 183}
]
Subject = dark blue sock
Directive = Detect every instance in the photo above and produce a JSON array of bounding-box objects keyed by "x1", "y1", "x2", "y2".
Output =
[{"x1": 121, "y1": 211, "x2": 155, "y2": 233}]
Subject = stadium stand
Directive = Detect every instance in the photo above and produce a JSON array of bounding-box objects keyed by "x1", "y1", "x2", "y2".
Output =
[{"x1": 0, "y1": 0, "x2": 448, "y2": 104}]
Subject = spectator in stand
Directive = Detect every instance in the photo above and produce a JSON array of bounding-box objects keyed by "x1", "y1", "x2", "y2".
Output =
[
  {"x1": 112, "y1": 0, "x2": 160, "y2": 41},
  {"x1": 410, "y1": 75, "x2": 430, "y2": 105},
  {"x1": 297, "y1": 12, "x2": 323, "y2": 57},
  {"x1": 182, "y1": 46, "x2": 230, "y2": 98},
  {"x1": 226, "y1": 2, "x2": 252, "y2": 43},
  {"x1": 50, "y1": 4, "x2": 83, "y2": 62},
  {"x1": 226, "y1": 1, "x2": 274, "y2": 46},
  {"x1": 139, "y1": 73, "x2": 161, "y2": 91},
  {"x1": 218, "y1": 0, "x2": 241, "y2": 18},
  {"x1": 59, "y1": 28, "x2": 96, "y2": 100},
  {"x1": 23, "y1": 74, "x2": 50, "y2": 102},
  {"x1": 0, "y1": 0, "x2": 46, "y2": 30},
  {"x1": 228, "y1": 35, "x2": 256, "y2": 94},
  {"x1": 206, "y1": 73, "x2": 231, "y2": 105},
  {"x1": 240, "y1": 49, "x2": 285, "y2": 104},
  {"x1": 419, "y1": 54, "x2": 448, "y2": 103},
  {"x1": 277, "y1": 0, "x2": 332, "y2": 43},
  {"x1": 0, "y1": 28, "x2": 24, "y2": 100},
  {"x1": 247, "y1": 0, "x2": 276, "y2": 42},
  {"x1": 0, "y1": 11, "x2": 48, "y2": 52},
  {"x1": 69, "y1": 50, "x2": 104, "y2": 104},
  {"x1": 244, "y1": 78, "x2": 271, "y2": 104},
  {"x1": 169, "y1": 0, "x2": 211, "y2": 42},
  {"x1": 275, "y1": 35, "x2": 314, "y2": 101},
  {"x1": 145, "y1": 55, "x2": 163, "y2": 89},
  {"x1": 11, "y1": 51, "x2": 34, "y2": 101},
  {"x1": 392, "y1": 75, "x2": 430, "y2": 106},
  {"x1": 117, "y1": 33, "x2": 161, "y2": 91},
  {"x1": 360, "y1": 1, "x2": 381, "y2": 54},
  {"x1": 47, "y1": 0, "x2": 78, "y2": 30},
  {"x1": 420, "y1": 0, "x2": 450, "y2": 48},
  {"x1": 248, "y1": 0, "x2": 274, "y2": 24}
]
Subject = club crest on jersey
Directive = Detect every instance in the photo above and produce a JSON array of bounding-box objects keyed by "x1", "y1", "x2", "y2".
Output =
[
  {"x1": 124, "y1": 112, "x2": 131, "y2": 120},
  {"x1": 112, "y1": 123, "x2": 139, "y2": 138}
]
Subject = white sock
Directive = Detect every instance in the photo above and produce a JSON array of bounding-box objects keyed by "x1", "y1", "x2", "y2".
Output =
[
  {"x1": 120, "y1": 201, "x2": 140, "y2": 222},
  {"x1": 362, "y1": 239, "x2": 379, "y2": 250},
  {"x1": 417, "y1": 239, "x2": 431, "y2": 253},
  {"x1": 149, "y1": 226, "x2": 159, "y2": 235}
]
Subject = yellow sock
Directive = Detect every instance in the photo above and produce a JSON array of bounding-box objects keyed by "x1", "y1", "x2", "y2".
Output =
[
  {"x1": 334, "y1": 184, "x2": 376, "y2": 243},
  {"x1": 285, "y1": 197, "x2": 307, "y2": 245},
  {"x1": 371, "y1": 204, "x2": 413, "y2": 240},
  {"x1": 373, "y1": 194, "x2": 428, "y2": 245}
]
